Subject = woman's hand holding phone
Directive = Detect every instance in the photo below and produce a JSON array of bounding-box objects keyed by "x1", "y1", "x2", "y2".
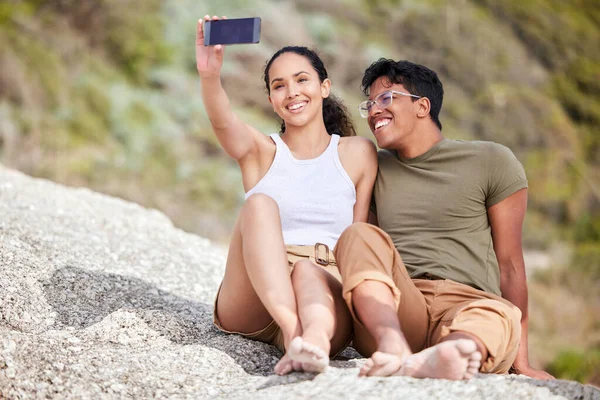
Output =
[{"x1": 196, "y1": 15, "x2": 226, "y2": 79}]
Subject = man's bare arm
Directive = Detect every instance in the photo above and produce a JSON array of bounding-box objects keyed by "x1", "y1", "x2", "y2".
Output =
[
  {"x1": 368, "y1": 211, "x2": 378, "y2": 226},
  {"x1": 488, "y1": 188, "x2": 554, "y2": 380}
]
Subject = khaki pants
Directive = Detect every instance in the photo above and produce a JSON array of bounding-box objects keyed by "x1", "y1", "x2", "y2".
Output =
[
  {"x1": 333, "y1": 222, "x2": 521, "y2": 374},
  {"x1": 213, "y1": 244, "x2": 344, "y2": 353}
]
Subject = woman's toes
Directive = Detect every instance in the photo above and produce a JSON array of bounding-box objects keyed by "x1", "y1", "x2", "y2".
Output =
[{"x1": 292, "y1": 360, "x2": 303, "y2": 371}]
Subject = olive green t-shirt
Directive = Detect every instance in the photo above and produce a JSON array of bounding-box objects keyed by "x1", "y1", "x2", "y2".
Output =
[{"x1": 372, "y1": 139, "x2": 528, "y2": 296}]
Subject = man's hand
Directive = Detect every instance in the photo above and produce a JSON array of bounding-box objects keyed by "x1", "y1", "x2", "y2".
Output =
[{"x1": 512, "y1": 363, "x2": 555, "y2": 380}]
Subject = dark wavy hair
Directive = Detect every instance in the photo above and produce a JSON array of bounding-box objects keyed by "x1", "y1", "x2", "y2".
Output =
[
  {"x1": 264, "y1": 46, "x2": 356, "y2": 137},
  {"x1": 361, "y1": 59, "x2": 444, "y2": 130}
]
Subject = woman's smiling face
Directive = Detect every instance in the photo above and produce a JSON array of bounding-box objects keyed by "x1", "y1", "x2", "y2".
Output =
[{"x1": 267, "y1": 52, "x2": 330, "y2": 129}]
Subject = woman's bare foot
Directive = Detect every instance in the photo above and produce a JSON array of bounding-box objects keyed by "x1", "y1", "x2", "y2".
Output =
[
  {"x1": 287, "y1": 336, "x2": 329, "y2": 372},
  {"x1": 274, "y1": 353, "x2": 294, "y2": 376},
  {"x1": 273, "y1": 325, "x2": 330, "y2": 375},
  {"x1": 398, "y1": 339, "x2": 482, "y2": 380}
]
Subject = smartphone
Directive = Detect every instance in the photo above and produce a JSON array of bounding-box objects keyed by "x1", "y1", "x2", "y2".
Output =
[{"x1": 203, "y1": 17, "x2": 261, "y2": 46}]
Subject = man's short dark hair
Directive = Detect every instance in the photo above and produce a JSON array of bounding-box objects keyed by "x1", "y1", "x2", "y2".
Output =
[{"x1": 361, "y1": 59, "x2": 444, "y2": 130}]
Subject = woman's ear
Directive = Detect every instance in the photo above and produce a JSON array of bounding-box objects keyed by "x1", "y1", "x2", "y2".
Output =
[
  {"x1": 321, "y1": 79, "x2": 331, "y2": 98},
  {"x1": 268, "y1": 95, "x2": 276, "y2": 112}
]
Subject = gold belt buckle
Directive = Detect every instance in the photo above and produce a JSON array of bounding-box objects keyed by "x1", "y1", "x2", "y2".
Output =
[{"x1": 314, "y1": 242, "x2": 329, "y2": 266}]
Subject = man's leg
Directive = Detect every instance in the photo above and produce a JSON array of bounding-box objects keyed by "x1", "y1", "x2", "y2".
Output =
[
  {"x1": 334, "y1": 222, "x2": 429, "y2": 376},
  {"x1": 428, "y1": 281, "x2": 522, "y2": 374},
  {"x1": 352, "y1": 280, "x2": 414, "y2": 376},
  {"x1": 335, "y1": 223, "x2": 483, "y2": 379}
]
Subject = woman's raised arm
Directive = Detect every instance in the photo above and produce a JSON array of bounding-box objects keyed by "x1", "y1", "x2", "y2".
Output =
[{"x1": 196, "y1": 16, "x2": 262, "y2": 162}]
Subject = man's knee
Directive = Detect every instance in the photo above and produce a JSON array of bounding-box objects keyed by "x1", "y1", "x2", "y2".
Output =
[
  {"x1": 489, "y1": 300, "x2": 522, "y2": 341},
  {"x1": 483, "y1": 301, "x2": 521, "y2": 374},
  {"x1": 338, "y1": 222, "x2": 370, "y2": 242},
  {"x1": 335, "y1": 222, "x2": 386, "y2": 256},
  {"x1": 446, "y1": 299, "x2": 521, "y2": 374}
]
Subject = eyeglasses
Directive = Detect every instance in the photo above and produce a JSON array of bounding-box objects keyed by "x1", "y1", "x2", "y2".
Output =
[{"x1": 358, "y1": 90, "x2": 422, "y2": 118}]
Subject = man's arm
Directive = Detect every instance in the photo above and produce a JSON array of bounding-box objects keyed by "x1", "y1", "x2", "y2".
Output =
[
  {"x1": 488, "y1": 188, "x2": 554, "y2": 380},
  {"x1": 349, "y1": 138, "x2": 378, "y2": 223},
  {"x1": 368, "y1": 211, "x2": 379, "y2": 226}
]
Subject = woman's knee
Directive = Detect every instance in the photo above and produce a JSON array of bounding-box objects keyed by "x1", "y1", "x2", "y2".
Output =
[
  {"x1": 240, "y1": 194, "x2": 279, "y2": 225},
  {"x1": 291, "y1": 260, "x2": 323, "y2": 285},
  {"x1": 243, "y1": 193, "x2": 278, "y2": 212}
]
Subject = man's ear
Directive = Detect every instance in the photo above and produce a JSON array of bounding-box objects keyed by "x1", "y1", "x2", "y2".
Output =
[
  {"x1": 321, "y1": 79, "x2": 331, "y2": 98},
  {"x1": 416, "y1": 97, "x2": 431, "y2": 118}
]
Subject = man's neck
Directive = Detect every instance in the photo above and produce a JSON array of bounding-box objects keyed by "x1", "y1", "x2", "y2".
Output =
[{"x1": 393, "y1": 125, "x2": 444, "y2": 159}]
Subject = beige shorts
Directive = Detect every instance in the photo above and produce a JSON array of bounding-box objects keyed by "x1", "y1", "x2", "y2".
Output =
[{"x1": 213, "y1": 244, "x2": 342, "y2": 353}]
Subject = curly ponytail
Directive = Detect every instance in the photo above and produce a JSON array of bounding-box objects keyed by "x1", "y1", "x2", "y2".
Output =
[{"x1": 264, "y1": 46, "x2": 356, "y2": 137}]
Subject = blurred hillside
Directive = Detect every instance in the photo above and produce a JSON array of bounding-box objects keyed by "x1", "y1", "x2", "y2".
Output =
[{"x1": 0, "y1": 0, "x2": 599, "y2": 384}]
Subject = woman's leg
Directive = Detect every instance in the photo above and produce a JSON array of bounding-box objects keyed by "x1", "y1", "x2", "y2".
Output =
[
  {"x1": 278, "y1": 260, "x2": 352, "y2": 373},
  {"x1": 216, "y1": 194, "x2": 301, "y2": 347}
]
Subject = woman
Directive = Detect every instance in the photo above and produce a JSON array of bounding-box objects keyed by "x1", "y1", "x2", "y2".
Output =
[{"x1": 196, "y1": 15, "x2": 377, "y2": 375}]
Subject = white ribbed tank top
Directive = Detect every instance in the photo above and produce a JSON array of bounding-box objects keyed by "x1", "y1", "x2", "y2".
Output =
[{"x1": 245, "y1": 134, "x2": 356, "y2": 248}]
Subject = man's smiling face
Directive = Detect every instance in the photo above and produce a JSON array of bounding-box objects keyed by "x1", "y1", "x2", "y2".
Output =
[{"x1": 367, "y1": 78, "x2": 420, "y2": 149}]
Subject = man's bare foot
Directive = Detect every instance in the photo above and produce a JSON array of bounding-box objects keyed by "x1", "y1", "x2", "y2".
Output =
[
  {"x1": 359, "y1": 351, "x2": 408, "y2": 377},
  {"x1": 398, "y1": 339, "x2": 482, "y2": 380},
  {"x1": 359, "y1": 330, "x2": 412, "y2": 377}
]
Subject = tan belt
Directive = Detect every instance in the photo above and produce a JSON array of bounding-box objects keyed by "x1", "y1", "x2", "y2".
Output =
[{"x1": 286, "y1": 243, "x2": 336, "y2": 267}]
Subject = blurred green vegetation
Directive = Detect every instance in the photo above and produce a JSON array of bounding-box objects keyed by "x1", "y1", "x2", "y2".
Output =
[
  {"x1": 0, "y1": 0, "x2": 598, "y2": 384},
  {"x1": 547, "y1": 349, "x2": 600, "y2": 384}
]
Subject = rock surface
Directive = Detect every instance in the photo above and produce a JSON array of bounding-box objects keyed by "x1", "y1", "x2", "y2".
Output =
[{"x1": 0, "y1": 165, "x2": 598, "y2": 399}]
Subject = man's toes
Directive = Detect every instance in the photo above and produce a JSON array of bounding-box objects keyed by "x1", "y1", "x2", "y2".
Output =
[
  {"x1": 364, "y1": 352, "x2": 404, "y2": 377},
  {"x1": 467, "y1": 361, "x2": 480, "y2": 376},
  {"x1": 369, "y1": 363, "x2": 401, "y2": 376},
  {"x1": 463, "y1": 371, "x2": 476, "y2": 380},
  {"x1": 456, "y1": 339, "x2": 478, "y2": 356},
  {"x1": 469, "y1": 350, "x2": 482, "y2": 361}
]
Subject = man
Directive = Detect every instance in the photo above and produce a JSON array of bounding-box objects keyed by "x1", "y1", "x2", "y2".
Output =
[{"x1": 333, "y1": 59, "x2": 554, "y2": 380}]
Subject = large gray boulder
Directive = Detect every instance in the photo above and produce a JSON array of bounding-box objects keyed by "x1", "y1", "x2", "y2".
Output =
[{"x1": 0, "y1": 166, "x2": 598, "y2": 399}]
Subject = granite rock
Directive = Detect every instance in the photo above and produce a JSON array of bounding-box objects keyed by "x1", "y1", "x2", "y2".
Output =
[{"x1": 0, "y1": 166, "x2": 598, "y2": 399}]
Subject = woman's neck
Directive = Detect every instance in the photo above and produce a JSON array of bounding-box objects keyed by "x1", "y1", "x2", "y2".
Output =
[{"x1": 281, "y1": 119, "x2": 331, "y2": 159}]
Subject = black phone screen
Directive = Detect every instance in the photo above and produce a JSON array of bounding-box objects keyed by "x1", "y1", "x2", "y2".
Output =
[{"x1": 205, "y1": 18, "x2": 259, "y2": 45}]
